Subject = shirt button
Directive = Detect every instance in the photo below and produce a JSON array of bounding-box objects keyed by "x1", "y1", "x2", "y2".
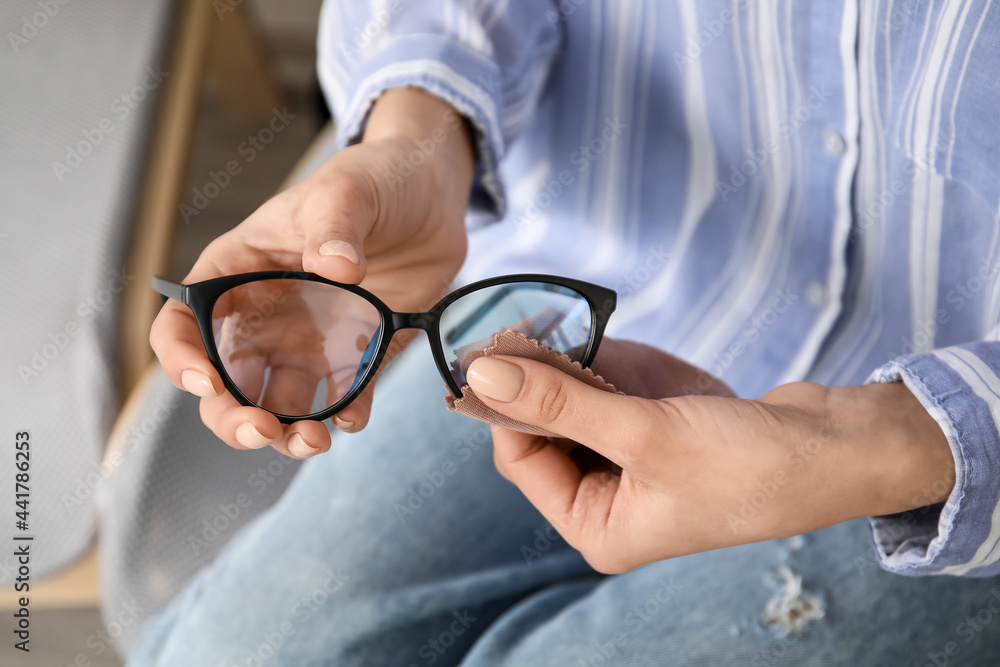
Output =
[
  {"x1": 823, "y1": 128, "x2": 846, "y2": 155},
  {"x1": 805, "y1": 282, "x2": 829, "y2": 308}
]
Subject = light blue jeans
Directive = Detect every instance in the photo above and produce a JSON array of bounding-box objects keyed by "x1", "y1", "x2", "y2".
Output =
[{"x1": 129, "y1": 345, "x2": 1000, "y2": 666}]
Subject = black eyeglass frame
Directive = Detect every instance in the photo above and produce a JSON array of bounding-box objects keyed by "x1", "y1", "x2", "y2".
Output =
[{"x1": 153, "y1": 271, "x2": 617, "y2": 424}]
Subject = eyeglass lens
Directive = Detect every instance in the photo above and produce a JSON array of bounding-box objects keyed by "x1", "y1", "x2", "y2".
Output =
[
  {"x1": 211, "y1": 279, "x2": 382, "y2": 417},
  {"x1": 439, "y1": 282, "x2": 593, "y2": 387}
]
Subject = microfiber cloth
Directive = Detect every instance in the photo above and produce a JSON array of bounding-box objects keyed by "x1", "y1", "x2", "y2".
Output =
[{"x1": 445, "y1": 329, "x2": 620, "y2": 437}]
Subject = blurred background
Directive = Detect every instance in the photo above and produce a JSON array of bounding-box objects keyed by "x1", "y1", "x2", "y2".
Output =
[{"x1": 0, "y1": 0, "x2": 328, "y2": 664}]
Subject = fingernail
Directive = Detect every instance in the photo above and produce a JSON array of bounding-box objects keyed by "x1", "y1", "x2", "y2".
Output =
[
  {"x1": 235, "y1": 422, "x2": 272, "y2": 449},
  {"x1": 467, "y1": 357, "x2": 524, "y2": 403},
  {"x1": 333, "y1": 415, "x2": 356, "y2": 432},
  {"x1": 288, "y1": 433, "x2": 320, "y2": 458},
  {"x1": 181, "y1": 369, "x2": 216, "y2": 397},
  {"x1": 319, "y1": 240, "x2": 360, "y2": 264}
]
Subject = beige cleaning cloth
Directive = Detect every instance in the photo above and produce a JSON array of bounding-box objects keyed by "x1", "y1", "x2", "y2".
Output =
[{"x1": 445, "y1": 329, "x2": 619, "y2": 436}]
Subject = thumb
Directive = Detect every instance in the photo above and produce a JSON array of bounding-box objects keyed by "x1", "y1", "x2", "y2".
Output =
[
  {"x1": 466, "y1": 356, "x2": 656, "y2": 466},
  {"x1": 299, "y1": 176, "x2": 378, "y2": 285}
]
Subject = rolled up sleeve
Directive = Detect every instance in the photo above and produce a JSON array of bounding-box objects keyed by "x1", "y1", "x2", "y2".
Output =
[
  {"x1": 865, "y1": 341, "x2": 1000, "y2": 577},
  {"x1": 317, "y1": 0, "x2": 563, "y2": 220}
]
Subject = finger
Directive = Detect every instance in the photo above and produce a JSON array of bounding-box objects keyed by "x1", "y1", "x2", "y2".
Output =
[
  {"x1": 258, "y1": 365, "x2": 323, "y2": 417},
  {"x1": 330, "y1": 382, "x2": 373, "y2": 433},
  {"x1": 491, "y1": 425, "x2": 619, "y2": 542},
  {"x1": 198, "y1": 393, "x2": 282, "y2": 451},
  {"x1": 299, "y1": 175, "x2": 378, "y2": 285},
  {"x1": 150, "y1": 302, "x2": 224, "y2": 398},
  {"x1": 149, "y1": 234, "x2": 265, "y2": 399},
  {"x1": 466, "y1": 356, "x2": 658, "y2": 467},
  {"x1": 275, "y1": 420, "x2": 332, "y2": 460}
]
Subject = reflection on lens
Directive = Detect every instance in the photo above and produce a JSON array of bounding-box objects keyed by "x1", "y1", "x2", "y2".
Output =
[
  {"x1": 440, "y1": 282, "x2": 592, "y2": 387},
  {"x1": 211, "y1": 279, "x2": 382, "y2": 417}
]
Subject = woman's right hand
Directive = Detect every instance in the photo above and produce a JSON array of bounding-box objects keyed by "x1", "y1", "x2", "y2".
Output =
[{"x1": 149, "y1": 88, "x2": 477, "y2": 459}]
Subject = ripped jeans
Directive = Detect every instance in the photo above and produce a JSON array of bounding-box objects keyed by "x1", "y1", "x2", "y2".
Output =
[{"x1": 129, "y1": 345, "x2": 1000, "y2": 666}]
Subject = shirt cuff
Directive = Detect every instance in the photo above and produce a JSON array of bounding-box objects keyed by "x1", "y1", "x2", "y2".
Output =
[
  {"x1": 865, "y1": 345, "x2": 1000, "y2": 576},
  {"x1": 321, "y1": 33, "x2": 507, "y2": 220}
]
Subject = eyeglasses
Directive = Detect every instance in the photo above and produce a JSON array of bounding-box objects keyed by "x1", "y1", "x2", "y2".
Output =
[{"x1": 153, "y1": 272, "x2": 616, "y2": 423}]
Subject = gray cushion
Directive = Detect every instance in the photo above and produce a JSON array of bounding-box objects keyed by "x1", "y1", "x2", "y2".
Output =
[{"x1": 0, "y1": 0, "x2": 176, "y2": 580}]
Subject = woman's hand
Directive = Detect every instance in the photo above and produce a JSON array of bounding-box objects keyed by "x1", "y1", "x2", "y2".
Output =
[
  {"x1": 150, "y1": 88, "x2": 476, "y2": 459},
  {"x1": 468, "y1": 348, "x2": 955, "y2": 573}
]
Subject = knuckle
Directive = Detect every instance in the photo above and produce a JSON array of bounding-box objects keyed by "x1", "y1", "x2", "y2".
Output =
[
  {"x1": 532, "y1": 375, "x2": 571, "y2": 425},
  {"x1": 610, "y1": 401, "x2": 662, "y2": 467},
  {"x1": 335, "y1": 172, "x2": 371, "y2": 206},
  {"x1": 653, "y1": 395, "x2": 699, "y2": 434},
  {"x1": 314, "y1": 171, "x2": 377, "y2": 219}
]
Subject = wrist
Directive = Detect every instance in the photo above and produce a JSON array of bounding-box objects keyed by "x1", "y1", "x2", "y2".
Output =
[
  {"x1": 831, "y1": 382, "x2": 955, "y2": 517},
  {"x1": 363, "y1": 87, "x2": 476, "y2": 200}
]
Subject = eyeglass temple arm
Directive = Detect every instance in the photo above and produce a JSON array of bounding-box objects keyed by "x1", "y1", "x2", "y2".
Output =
[{"x1": 151, "y1": 277, "x2": 187, "y2": 305}]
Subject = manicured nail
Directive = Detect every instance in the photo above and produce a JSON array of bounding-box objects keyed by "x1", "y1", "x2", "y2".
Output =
[
  {"x1": 467, "y1": 357, "x2": 524, "y2": 403},
  {"x1": 319, "y1": 240, "x2": 360, "y2": 264},
  {"x1": 288, "y1": 433, "x2": 320, "y2": 459},
  {"x1": 181, "y1": 369, "x2": 216, "y2": 397},
  {"x1": 235, "y1": 422, "x2": 272, "y2": 449},
  {"x1": 333, "y1": 415, "x2": 356, "y2": 432}
]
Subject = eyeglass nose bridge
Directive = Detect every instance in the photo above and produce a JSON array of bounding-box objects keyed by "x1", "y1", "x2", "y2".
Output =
[{"x1": 391, "y1": 312, "x2": 435, "y2": 332}]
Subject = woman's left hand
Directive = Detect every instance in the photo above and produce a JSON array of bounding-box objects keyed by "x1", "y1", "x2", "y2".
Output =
[{"x1": 467, "y1": 350, "x2": 954, "y2": 573}]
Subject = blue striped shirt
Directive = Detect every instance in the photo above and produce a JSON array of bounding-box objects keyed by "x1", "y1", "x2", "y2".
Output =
[{"x1": 318, "y1": 0, "x2": 1000, "y2": 577}]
